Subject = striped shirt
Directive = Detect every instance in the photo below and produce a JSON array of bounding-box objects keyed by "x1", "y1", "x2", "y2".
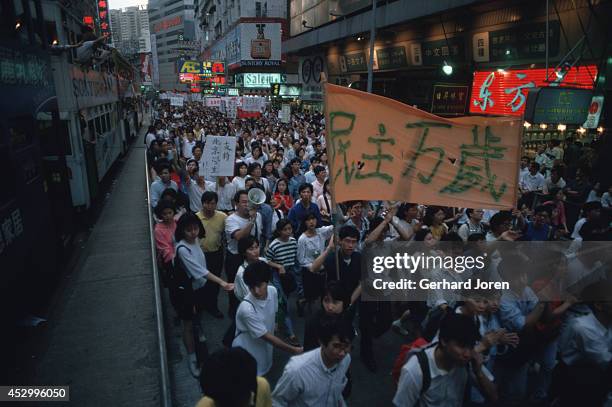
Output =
[{"x1": 266, "y1": 237, "x2": 297, "y2": 267}]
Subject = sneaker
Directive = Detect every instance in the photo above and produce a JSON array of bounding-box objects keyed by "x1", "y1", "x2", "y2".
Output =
[{"x1": 188, "y1": 358, "x2": 200, "y2": 378}]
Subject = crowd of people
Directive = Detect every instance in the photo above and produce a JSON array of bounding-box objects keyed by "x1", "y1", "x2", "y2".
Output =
[{"x1": 147, "y1": 99, "x2": 611, "y2": 407}]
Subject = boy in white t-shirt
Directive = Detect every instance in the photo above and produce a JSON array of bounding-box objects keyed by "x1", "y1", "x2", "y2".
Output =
[{"x1": 232, "y1": 261, "x2": 303, "y2": 376}]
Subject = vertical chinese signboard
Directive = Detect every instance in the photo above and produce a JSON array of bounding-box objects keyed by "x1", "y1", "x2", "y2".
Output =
[
  {"x1": 469, "y1": 65, "x2": 597, "y2": 116},
  {"x1": 97, "y1": 0, "x2": 111, "y2": 37}
]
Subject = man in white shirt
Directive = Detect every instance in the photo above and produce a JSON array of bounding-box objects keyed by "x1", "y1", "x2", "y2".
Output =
[
  {"x1": 519, "y1": 162, "x2": 545, "y2": 209},
  {"x1": 310, "y1": 166, "x2": 327, "y2": 202},
  {"x1": 225, "y1": 190, "x2": 263, "y2": 317},
  {"x1": 393, "y1": 313, "x2": 497, "y2": 407},
  {"x1": 216, "y1": 176, "x2": 236, "y2": 213},
  {"x1": 233, "y1": 261, "x2": 303, "y2": 376},
  {"x1": 519, "y1": 156, "x2": 530, "y2": 180},
  {"x1": 272, "y1": 315, "x2": 354, "y2": 407}
]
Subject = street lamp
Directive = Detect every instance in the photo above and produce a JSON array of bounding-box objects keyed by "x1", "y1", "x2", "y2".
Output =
[{"x1": 442, "y1": 61, "x2": 453, "y2": 76}]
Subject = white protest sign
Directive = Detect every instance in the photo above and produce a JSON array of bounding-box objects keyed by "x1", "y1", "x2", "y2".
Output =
[
  {"x1": 281, "y1": 104, "x2": 291, "y2": 123},
  {"x1": 241, "y1": 96, "x2": 260, "y2": 112},
  {"x1": 226, "y1": 98, "x2": 238, "y2": 119},
  {"x1": 205, "y1": 98, "x2": 222, "y2": 108},
  {"x1": 170, "y1": 96, "x2": 184, "y2": 106},
  {"x1": 202, "y1": 136, "x2": 237, "y2": 176}
]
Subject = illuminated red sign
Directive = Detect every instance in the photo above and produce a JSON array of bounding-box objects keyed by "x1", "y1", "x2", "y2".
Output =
[
  {"x1": 83, "y1": 16, "x2": 95, "y2": 29},
  {"x1": 97, "y1": 0, "x2": 111, "y2": 37},
  {"x1": 212, "y1": 62, "x2": 225, "y2": 74},
  {"x1": 469, "y1": 65, "x2": 598, "y2": 116},
  {"x1": 153, "y1": 16, "x2": 182, "y2": 33}
]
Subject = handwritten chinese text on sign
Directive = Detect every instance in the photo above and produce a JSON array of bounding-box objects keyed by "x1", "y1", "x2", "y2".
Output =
[
  {"x1": 324, "y1": 83, "x2": 521, "y2": 209},
  {"x1": 202, "y1": 136, "x2": 237, "y2": 177}
]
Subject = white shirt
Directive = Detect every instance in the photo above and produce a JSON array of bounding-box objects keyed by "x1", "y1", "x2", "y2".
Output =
[
  {"x1": 571, "y1": 217, "x2": 587, "y2": 240},
  {"x1": 543, "y1": 177, "x2": 566, "y2": 194},
  {"x1": 234, "y1": 258, "x2": 267, "y2": 302},
  {"x1": 182, "y1": 138, "x2": 196, "y2": 159},
  {"x1": 388, "y1": 217, "x2": 418, "y2": 241},
  {"x1": 225, "y1": 212, "x2": 263, "y2": 254},
  {"x1": 520, "y1": 171, "x2": 545, "y2": 192},
  {"x1": 185, "y1": 178, "x2": 216, "y2": 213},
  {"x1": 296, "y1": 226, "x2": 334, "y2": 268},
  {"x1": 232, "y1": 176, "x2": 246, "y2": 191},
  {"x1": 145, "y1": 132, "x2": 157, "y2": 149},
  {"x1": 272, "y1": 348, "x2": 350, "y2": 407},
  {"x1": 311, "y1": 179, "x2": 325, "y2": 202},
  {"x1": 232, "y1": 286, "x2": 278, "y2": 376},
  {"x1": 217, "y1": 181, "x2": 237, "y2": 211},
  {"x1": 175, "y1": 239, "x2": 209, "y2": 290},
  {"x1": 394, "y1": 346, "x2": 469, "y2": 407},
  {"x1": 560, "y1": 312, "x2": 612, "y2": 368}
]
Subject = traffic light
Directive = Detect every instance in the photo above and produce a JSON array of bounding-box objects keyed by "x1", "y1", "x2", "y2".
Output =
[{"x1": 271, "y1": 83, "x2": 280, "y2": 96}]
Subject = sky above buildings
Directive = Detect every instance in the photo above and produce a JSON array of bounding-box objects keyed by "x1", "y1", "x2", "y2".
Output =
[{"x1": 108, "y1": 0, "x2": 148, "y2": 10}]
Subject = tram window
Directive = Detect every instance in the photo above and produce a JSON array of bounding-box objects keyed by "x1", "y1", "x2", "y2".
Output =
[{"x1": 105, "y1": 113, "x2": 111, "y2": 131}]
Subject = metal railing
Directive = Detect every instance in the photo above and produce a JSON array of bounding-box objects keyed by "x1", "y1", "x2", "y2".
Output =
[{"x1": 145, "y1": 150, "x2": 173, "y2": 407}]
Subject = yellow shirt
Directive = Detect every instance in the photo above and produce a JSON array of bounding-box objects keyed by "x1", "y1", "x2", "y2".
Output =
[
  {"x1": 195, "y1": 376, "x2": 272, "y2": 407},
  {"x1": 197, "y1": 210, "x2": 227, "y2": 252}
]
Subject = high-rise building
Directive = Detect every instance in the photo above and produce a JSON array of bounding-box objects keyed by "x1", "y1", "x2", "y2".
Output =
[
  {"x1": 109, "y1": 6, "x2": 151, "y2": 56},
  {"x1": 148, "y1": 0, "x2": 199, "y2": 91},
  {"x1": 195, "y1": 0, "x2": 288, "y2": 96}
]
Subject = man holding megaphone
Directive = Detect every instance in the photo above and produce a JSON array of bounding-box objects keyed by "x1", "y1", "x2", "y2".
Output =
[{"x1": 225, "y1": 190, "x2": 264, "y2": 318}]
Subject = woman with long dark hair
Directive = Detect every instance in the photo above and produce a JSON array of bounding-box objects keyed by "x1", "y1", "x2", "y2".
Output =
[{"x1": 174, "y1": 213, "x2": 234, "y2": 378}]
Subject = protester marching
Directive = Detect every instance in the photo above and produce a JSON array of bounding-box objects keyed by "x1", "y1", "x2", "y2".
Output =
[{"x1": 148, "y1": 89, "x2": 611, "y2": 407}]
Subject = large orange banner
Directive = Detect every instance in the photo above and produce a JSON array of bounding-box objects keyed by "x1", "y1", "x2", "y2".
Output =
[{"x1": 324, "y1": 84, "x2": 521, "y2": 209}]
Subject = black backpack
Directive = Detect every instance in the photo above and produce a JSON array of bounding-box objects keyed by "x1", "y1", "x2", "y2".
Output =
[{"x1": 170, "y1": 245, "x2": 194, "y2": 300}]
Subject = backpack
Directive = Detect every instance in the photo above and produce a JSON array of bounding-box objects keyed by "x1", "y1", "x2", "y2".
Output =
[
  {"x1": 391, "y1": 337, "x2": 431, "y2": 387},
  {"x1": 169, "y1": 245, "x2": 193, "y2": 300}
]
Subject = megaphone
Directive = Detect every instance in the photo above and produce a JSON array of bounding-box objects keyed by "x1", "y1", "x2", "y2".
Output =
[{"x1": 248, "y1": 188, "x2": 266, "y2": 208}]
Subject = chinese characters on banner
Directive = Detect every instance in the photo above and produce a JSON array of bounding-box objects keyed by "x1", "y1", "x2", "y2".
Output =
[
  {"x1": 0, "y1": 207, "x2": 24, "y2": 256},
  {"x1": 169, "y1": 96, "x2": 184, "y2": 107},
  {"x1": 97, "y1": 0, "x2": 111, "y2": 37},
  {"x1": 469, "y1": 65, "x2": 598, "y2": 116},
  {"x1": 205, "y1": 97, "x2": 222, "y2": 108},
  {"x1": 324, "y1": 83, "x2": 521, "y2": 209},
  {"x1": 202, "y1": 136, "x2": 237, "y2": 176}
]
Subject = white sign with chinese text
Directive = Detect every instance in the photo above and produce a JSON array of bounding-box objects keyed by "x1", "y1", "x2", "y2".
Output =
[
  {"x1": 205, "y1": 98, "x2": 222, "y2": 108},
  {"x1": 170, "y1": 96, "x2": 184, "y2": 107},
  {"x1": 241, "y1": 96, "x2": 265, "y2": 112},
  {"x1": 203, "y1": 136, "x2": 237, "y2": 176},
  {"x1": 280, "y1": 104, "x2": 291, "y2": 123}
]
